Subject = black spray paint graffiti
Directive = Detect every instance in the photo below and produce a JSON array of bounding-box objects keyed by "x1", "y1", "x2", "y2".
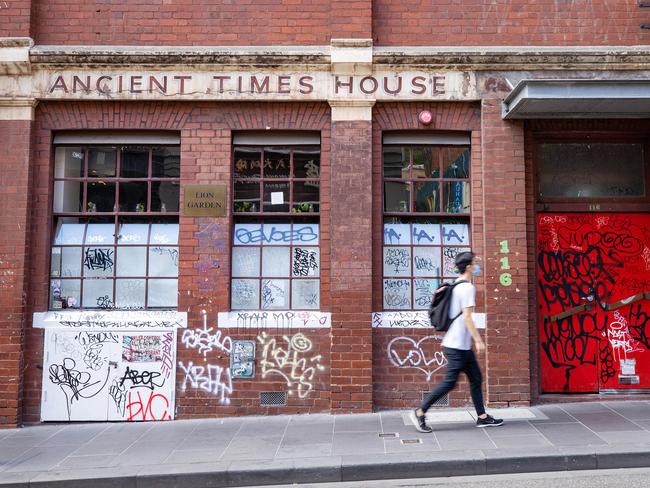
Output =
[
  {"x1": 118, "y1": 366, "x2": 165, "y2": 390},
  {"x1": 385, "y1": 248, "x2": 410, "y2": 274},
  {"x1": 49, "y1": 358, "x2": 110, "y2": 420},
  {"x1": 84, "y1": 248, "x2": 114, "y2": 271},
  {"x1": 292, "y1": 248, "x2": 319, "y2": 276}
]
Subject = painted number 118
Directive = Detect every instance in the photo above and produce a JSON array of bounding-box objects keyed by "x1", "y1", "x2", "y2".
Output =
[{"x1": 499, "y1": 240, "x2": 512, "y2": 287}]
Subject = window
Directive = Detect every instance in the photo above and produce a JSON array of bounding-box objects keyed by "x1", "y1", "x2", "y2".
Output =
[
  {"x1": 50, "y1": 143, "x2": 180, "y2": 310},
  {"x1": 231, "y1": 138, "x2": 320, "y2": 310},
  {"x1": 382, "y1": 136, "x2": 471, "y2": 310}
]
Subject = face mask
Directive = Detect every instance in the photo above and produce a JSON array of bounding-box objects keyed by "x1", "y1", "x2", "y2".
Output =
[{"x1": 472, "y1": 264, "x2": 481, "y2": 276}]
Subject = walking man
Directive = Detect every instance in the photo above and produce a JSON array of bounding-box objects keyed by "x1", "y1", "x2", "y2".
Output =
[{"x1": 410, "y1": 251, "x2": 503, "y2": 433}]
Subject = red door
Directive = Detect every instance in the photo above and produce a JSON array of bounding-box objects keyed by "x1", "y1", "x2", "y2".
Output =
[{"x1": 537, "y1": 213, "x2": 650, "y2": 393}]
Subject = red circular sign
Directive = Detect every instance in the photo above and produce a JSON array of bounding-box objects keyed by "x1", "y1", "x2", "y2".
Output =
[{"x1": 418, "y1": 110, "x2": 433, "y2": 125}]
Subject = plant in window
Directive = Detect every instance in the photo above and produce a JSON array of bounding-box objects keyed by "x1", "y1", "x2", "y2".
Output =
[
  {"x1": 87, "y1": 201, "x2": 97, "y2": 212},
  {"x1": 136, "y1": 203, "x2": 145, "y2": 212}
]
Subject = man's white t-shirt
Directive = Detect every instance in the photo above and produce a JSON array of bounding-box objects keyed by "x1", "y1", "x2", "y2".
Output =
[{"x1": 441, "y1": 279, "x2": 476, "y2": 351}]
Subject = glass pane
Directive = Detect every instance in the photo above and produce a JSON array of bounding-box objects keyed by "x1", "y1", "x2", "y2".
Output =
[
  {"x1": 118, "y1": 182, "x2": 148, "y2": 212},
  {"x1": 231, "y1": 279, "x2": 259, "y2": 309},
  {"x1": 115, "y1": 279, "x2": 145, "y2": 309},
  {"x1": 55, "y1": 147, "x2": 84, "y2": 178},
  {"x1": 85, "y1": 223, "x2": 115, "y2": 245},
  {"x1": 263, "y1": 181, "x2": 290, "y2": 212},
  {"x1": 413, "y1": 278, "x2": 438, "y2": 309},
  {"x1": 262, "y1": 279, "x2": 289, "y2": 309},
  {"x1": 538, "y1": 143, "x2": 645, "y2": 198},
  {"x1": 120, "y1": 146, "x2": 149, "y2": 178},
  {"x1": 50, "y1": 279, "x2": 81, "y2": 309},
  {"x1": 83, "y1": 279, "x2": 114, "y2": 308},
  {"x1": 384, "y1": 247, "x2": 411, "y2": 277},
  {"x1": 292, "y1": 247, "x2": 320, "y2": 277},
  {"x1": 149, "y1": 246, "x2": 179, "y2": 277},
  {"x1": 234, "y1": 147, "x2": 261, "y2": 179},
  {"x1": 292, "y1": 181, "x2": 319, "y2": 213},
  {"x1": 87, "y1": 181, "x2": 116, "y2": 212},
  {"x1": 383, "y1": 146, "x2": 409, "y2": 178},
  {"x1": 152, "y1": 146, "x2": 180, "y2": 178},
  {"x1": 148, "y1": 279, "x2": 178, "y2": 308},
  {"x1": 414, "y1": 181, "x2": 440, "y2": 212},
  {"x1": 412, "y1": 223, "x2": 441, "y2": 245},
  {"x1": 83, "y1": 247, "x2": 115, "y2": 277},
  {"x1": 151, "y1": 181, "x2": 180, "y2": 212},
  {"x1": 118, "y1": 223, "x2": 149, "y2": 244},
  {"x1": 383, "y1": 279, "x2": 411, "y2": 309},
  {"x1": 51, "y1": 247, "x2": 82, "y2": 278},
  {"x1": 442, "y1": 147, "x2": 470, "y2": 178},
  {"x1": 292, "y1": 279, "x2": 320, "y2": 309},
  {"x1": 262, "y1": 247, "x2": 290, "y2": 277},
  {"x1": 384, "y1": 181, "x2": 410, "y2": 212},
  {"x1": 54, "y1": 221, "x2": 85, "y2": 245},
  {"x1": 116, "y1": 246, "x2": 147, "y2": 276},
  {"x1": 413, "y1": 247, "x2": 441, "y2": 276},
  {"x1": 234, "y1": 223, "x2": 263, "y2": 245},
  {"x1": 292, "y1": 222, "x2": 319, "y2": 245},
  {"x1": 384, "y1": 223, "x2": 411, "y2": 245},
  {"x1": 293, "y1": 148, "x2": 320, "y2": 179},
  {"x1": 53, "y1": 180, "x2": 83, "y2": 213},
  {"x1": 88, "y1": 147, "x2": 116, "y2": 177},
  {"x1": 442, "y1": 181, "x2": 470, "y2": 213},
  {"x1": 442, "y1": 223, "x2": 470, "y2": 245},
  {"x1": 442, "y1": 247, "x2": 471, "y2": 277},
  {"x1": 233, "y1": 181, "x2": 260, "y2": 213},
  {"x1": 263, "y1": 148, "x2": 290, "y2": 178},
  {"x1": 413, "y1": 147, "x2": 438, "y2": 178},
  {"x1": 232, "y1": 247, "x2": 261, "y2": 277},
  {"x1": 151, "y1": 223, "x2": 179, "y2": 245}
]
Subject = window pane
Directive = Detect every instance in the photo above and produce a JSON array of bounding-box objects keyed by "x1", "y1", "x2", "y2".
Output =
[
  {"x1": 85, "y1": 223, "x2": 115, "y2": 245},
  {"x1": 116, "y1": 246, "x2": 146, "y2": 276},
  {"x1": 442, "y1": 247, "x2": 471, "y2": 277},
  {"x1": 152, "y1": 146, "x2": 180, "y2": 178},
  {"x1": 384, "y1": 182, "x2": 410, "y2": 212},
  {"x1": 115, "y1": 279, "x2": 145, "y2": 309},
  {"x1": 83, "y1": 247, "x2": 115, "y2": 277},
  {"x1": 234, "y1": 223, "x2": 263, "y2": 245},
  {"x1": 413, "y1": 147, "x2": 438, "y2": 178},
  {"x1": 263, "y1": 148, "x2": 290, "y2": 178},
  {"x1": 262, "y1": 247, "x2": 290, "y2": 277},
  {"x1": 50, "y1": 279, "x2": 80, "y2": 309},
  {"x1": 292, "y1": 279, "x2": 320, "y2": 309},
  {"x1": 151, "y1": 223, "x2": 179, "y2": 245},
  {"x1": 293, "y1": 148, "x2": 320, "y2": 179},
  {"x1": 117, "y1": 223, "x2": 149, "y2": 245},
  {"x1": 413, "y1": 247, "x2": 441, "y2": 276},
  {"x1": 292, "y1": 222, "x2": 319, "y2": 245},
  {"x1": 262, "y1": 279, "x2": 289, "y2": 309},
  {"x1": 383, "y1": 279, "x2": 411, "y2": 309},
  {"x1": 51, "y1": 247, "x2": 82, "y2": 278},
  {"x1": 412, "y1": 223, "x2": 440, "y2": 245},
  {"x1": 231, "y1": 279, "x2": 259, "y2": 309},
  {"x1": 149, "y1": 247, "x2": 179, "y2": 277},
  {"x1": 233, "y1": 181, "x2": 260, "y2": 213},
  {"x1": 383, "y1": 146, "x2": 409, "y2": 178},
  {"x1": 414, "y1": 279, "x2": 437, "y2": 310},
  {"x1": 442, "y1": 223, "x2": 470, "y2": 245},
  {"x1": 120, "y1": 146, "x2": 149, "y2": 178},
  {"x1": 148, "y1": 279, "x2": 178, "y2": 308},
  {"x1": 151, "y1": 181, "x2": 180, "y2": 212},
  {"x1": 83, "y1": 279, "x2": 114, "y2": 308},
  {"x1": 54, "y1": 221, "x2": 85, "y2": 245},
  {"x1": 383, "y1": 247, "x2": 411, "y2": 277},
  {"x1": 384, "y1": 223, "x2": 411, "y2": 245},
  {"x1": 538, "y1": 143, "x2": 645, "y2": 198},
  {"x1": 442, "y1": 181, "x2": 470, "y2": 213},
  {"x1": 292, "y1": 247, "x2": 320, "y2": 277},
  {"x1": 414, "y1": 181, "x2": 440, "y2": 212},
  {"x1": 263, "y1": 181, "x2": 290, "y2": 212},
  {"x1": 234, "y1": 147, "x2": 261, "y2": 178},
  {"x1": 292, "y1": 181, "x2": 319, "y2": 213},
  {"x1": 55, "y1": 147, "x2": 84, "y2": 178},
  {"x1": 87, "y1": 181, "x2": 116, "y2": 212},
  {"x1": 232, "y1": 247, "x2": 261, "y2": 277},
  {"x1": 88, "y1": 147, "x2": 116, "y2": 177},
  {"x1": 442, "y1": 147, "x2": 470, "y2": 178},
  {"x1": 53, "y1": 180, "x2": 83, "y2": 213},
  {"x1": 118, "y1": 182, "x2": 148, "y2": 212}
]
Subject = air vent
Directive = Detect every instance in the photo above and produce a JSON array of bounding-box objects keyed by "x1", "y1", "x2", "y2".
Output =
[
  {"x1": 260, "y1": 391, "x2": 287, "y2": 406},
  {"x1": 421, "y1": 392, "x2": 449, "y2": 407}
]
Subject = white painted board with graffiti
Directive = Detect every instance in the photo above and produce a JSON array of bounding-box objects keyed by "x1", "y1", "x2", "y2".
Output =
[{"x1": 41, "y1": 329, "x2": 176, "y2": 422}]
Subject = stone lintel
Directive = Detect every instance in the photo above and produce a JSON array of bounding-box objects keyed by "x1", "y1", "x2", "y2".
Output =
[{"x1": 329, "y1": 99, "x2": 375, "y2": 121}]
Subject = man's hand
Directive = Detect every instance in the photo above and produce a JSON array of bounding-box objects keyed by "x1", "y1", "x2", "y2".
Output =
[{"x1": 474, "y1": 338, "x2": 485, "y2": 353}]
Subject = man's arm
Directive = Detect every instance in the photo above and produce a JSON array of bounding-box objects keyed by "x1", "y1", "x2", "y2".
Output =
[{"x1": 463, "y1": 306, "x2": 484, "y2": 352}]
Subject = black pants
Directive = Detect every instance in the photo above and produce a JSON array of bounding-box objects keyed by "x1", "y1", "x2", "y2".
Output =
[{"x1": 420, "y1": 347, "x2": 485, "y2": 416}]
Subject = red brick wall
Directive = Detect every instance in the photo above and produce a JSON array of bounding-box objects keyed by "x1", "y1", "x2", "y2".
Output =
[
  {"x1": 0, "y1": 1, "x2": 31, "y2": 37},
  {"x1": 32, "y1": 0, "x2": 332, "y2": 45},
  {"x1": 0, "y1": 119, "x2": 33, "y2": 427},
  {"x1": 331, "y1": 0, "x2": 372, "y2": 39},
  {"x1": 373, "y1": 1, "x2": 650, "y2": 46},
  {"x1": 371, "y1": 103, "x2": 485, "y2": 410}
]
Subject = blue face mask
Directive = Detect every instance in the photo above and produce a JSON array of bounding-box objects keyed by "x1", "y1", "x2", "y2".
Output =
[{"x1": 472, "y1": 264, "x2": 481, "y2": 276}]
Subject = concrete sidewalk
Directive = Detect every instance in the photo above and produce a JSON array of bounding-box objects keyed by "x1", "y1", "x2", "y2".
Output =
[{"x1": 1, "y1": 401, "x2": 650, "y2": 487}]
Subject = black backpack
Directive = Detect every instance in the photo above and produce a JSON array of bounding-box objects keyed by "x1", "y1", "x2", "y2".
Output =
[{"x1": 428, "y1": 280, "x2": 468, "y2": 332}]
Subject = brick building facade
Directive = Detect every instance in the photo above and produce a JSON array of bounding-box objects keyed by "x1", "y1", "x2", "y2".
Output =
[{"x1": 1, "y1": 1, "x2": 650, "y2": 427}]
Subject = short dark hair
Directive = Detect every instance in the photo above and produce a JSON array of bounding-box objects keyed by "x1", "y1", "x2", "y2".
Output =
[{"x1": 455, "y1": 251, "x2": 475, "y2": 274}]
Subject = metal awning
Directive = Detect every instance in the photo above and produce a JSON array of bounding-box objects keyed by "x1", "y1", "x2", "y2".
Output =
[{"x1": 502, "y1": 80, "x2": 650, "y2": 119}]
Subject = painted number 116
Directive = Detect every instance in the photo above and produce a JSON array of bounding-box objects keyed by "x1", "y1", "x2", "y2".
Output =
[{"x1": 499, "y1": 240, "x2": 512, "y2": 287}]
